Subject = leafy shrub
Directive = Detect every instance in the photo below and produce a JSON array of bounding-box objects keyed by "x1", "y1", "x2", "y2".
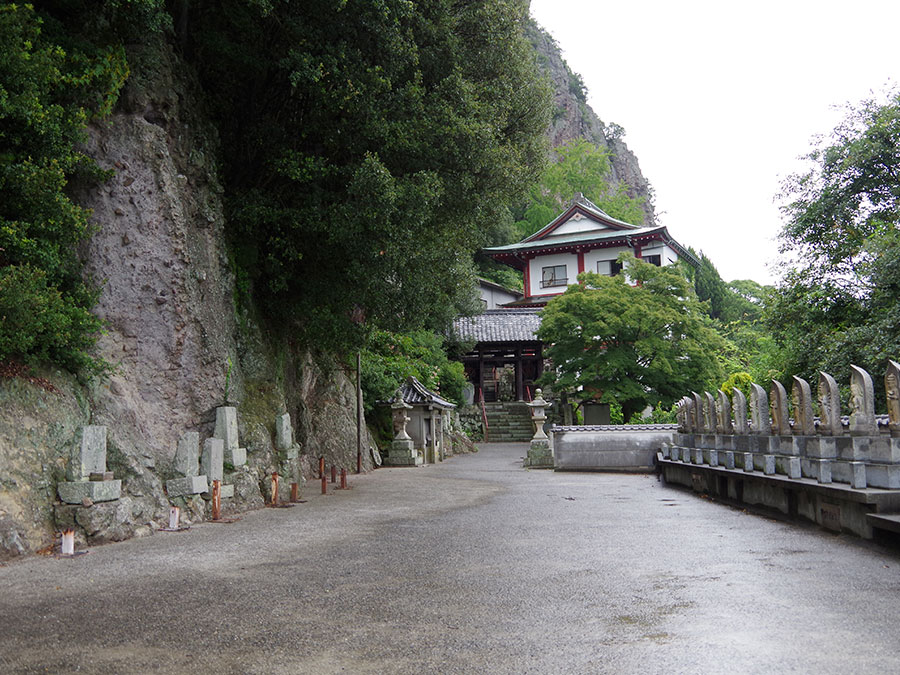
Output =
[{"x1": 361, "y1": 329, "x2": 467, "y2": 414}]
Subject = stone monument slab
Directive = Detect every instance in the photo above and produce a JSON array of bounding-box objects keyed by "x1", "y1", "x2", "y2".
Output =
[
  {"x1": 201, "y1": 438, "x2": 224, "y2": 484},
  {"x1": 174, "y1": 432, "x2": 200, "y2": 477},
  {"x1": 67, "y1": 425, "x2": 108, "y2": 481},
  {"x1": 215, "y1": 407, "x2": 240, "y2": 452}
]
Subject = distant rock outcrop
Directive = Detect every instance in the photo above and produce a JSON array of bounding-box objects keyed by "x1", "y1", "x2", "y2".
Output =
[{"x1": 527, "y1": 18, "x2": 656, "y2": 225}]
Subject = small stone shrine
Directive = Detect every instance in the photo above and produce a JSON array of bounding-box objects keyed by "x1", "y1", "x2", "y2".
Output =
[
  {"x1": 386, "y1": 376, "x2": 456, "y2": 466},
  {"x1": 58, "y1": 426, "x2": 122, "y2": 504},
  {"x1": 524, "y1": 389, "x2": 553, "y2": 468},
  {"x1": 165, "y1": 432, "x2": 208, "y2": 498}
]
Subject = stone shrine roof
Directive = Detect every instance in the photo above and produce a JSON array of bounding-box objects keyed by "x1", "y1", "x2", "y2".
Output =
[
  {"x1": 452, "y1": 309, "x2": 541, "y2": 344},
  {"x1": 394, "y1": 376, "x2": 456, "y2": 409}
]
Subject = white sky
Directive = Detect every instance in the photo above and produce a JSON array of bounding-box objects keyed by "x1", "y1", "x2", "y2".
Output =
[{"x1": 529, "y1": 0, "x2": 898, "y2": 284}]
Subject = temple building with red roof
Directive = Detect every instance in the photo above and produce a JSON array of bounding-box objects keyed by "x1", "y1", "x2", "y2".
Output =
[
  {"x1": 483, "y1": 193, "x2": 697, "y2": 307},
  {"x1": 452, "y1": 195, "x2": 697, "y2": 405}
]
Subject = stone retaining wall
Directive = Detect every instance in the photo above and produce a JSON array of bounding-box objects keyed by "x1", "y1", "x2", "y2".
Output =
[{"x1": 552, "y1": 424, "x2": 678, "y2": 471}]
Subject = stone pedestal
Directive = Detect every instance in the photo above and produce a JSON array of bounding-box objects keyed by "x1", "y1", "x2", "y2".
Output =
[
  {"x1": 388, "y1": 438, "x2": 421, "y2": 466},
  {"x1": 58, "y1": 480, "x2": 122, "y2": 504},
  {"x1": 226, "y1": 447, "x2": 247, "y2": 466},
  {"x1": 525, "y1": 438, "x2": 553, "y2": 469},
  {"x1": 166, "y1": 475, "x2": 209, "y2": 498}
]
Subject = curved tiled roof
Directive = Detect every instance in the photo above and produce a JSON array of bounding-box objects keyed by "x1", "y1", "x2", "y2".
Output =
[
  {"x1": 392, "y1": 376, "x2": 456, "y2": 409},
  {"x1": 452, "y1": 309, "x2": 542, "y2": 343}
]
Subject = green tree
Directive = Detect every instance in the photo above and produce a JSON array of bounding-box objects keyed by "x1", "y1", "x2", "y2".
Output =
[
  {"x1": 771, "y1": 90, "x2": 900, "y2": 394},
  {"x1": 0, "y1": 4, "x2": 129, "y2": 374},
  {"x1": 537, "y1": 255, "x2": 727, "y2": 419},
  {"x1": 186, "y1": 0, "x2": 551, "y2": 349},
  {"x1": 360, "y1": 328, "x2": 467, "y2": 415},
  {"x1": 513, "y1": 139, "x2": 646, "y2": 239}
]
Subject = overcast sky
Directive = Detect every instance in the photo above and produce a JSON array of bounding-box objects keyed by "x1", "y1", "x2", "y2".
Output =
[{"x1": 529, "y1": 0, "x2": 898, "y2": 284}]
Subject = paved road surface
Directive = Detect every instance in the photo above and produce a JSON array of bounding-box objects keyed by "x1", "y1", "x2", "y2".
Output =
[{"x1": 2, "y1": 442, "x2": 900, "y2": 674}]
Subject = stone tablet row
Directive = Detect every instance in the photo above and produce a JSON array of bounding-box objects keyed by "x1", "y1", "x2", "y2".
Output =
[
  {"x1": 166, "y1": 408, "x2": 302, "y2": 498},
  {"x1": 675, "y1": 362, "x2": 900, "y2": 438}
]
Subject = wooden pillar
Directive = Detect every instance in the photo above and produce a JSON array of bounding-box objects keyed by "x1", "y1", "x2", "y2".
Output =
[
  {"x1": 515, "y1": 346, "x2": 524, "y2": 401},
  {"x1": 477, "y1": 345, "x2": 484, "y2": 400},
  {"x1": 523, "y1": 259, "x2": 531, "y2": 299}
]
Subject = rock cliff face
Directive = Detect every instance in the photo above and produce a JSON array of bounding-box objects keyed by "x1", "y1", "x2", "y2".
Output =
[
  {"x1": 0, "y1": 17, "x2": 654, "y2": 559},
  {"x1": 527, "y1": 19, "x2": 656, "y2": 225},
  {"x1": 0, "y1": 41, "x2": 374, "y2": 559}
]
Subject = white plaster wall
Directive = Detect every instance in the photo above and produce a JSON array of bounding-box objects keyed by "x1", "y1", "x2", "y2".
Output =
[
  {"x1": 528, "y1": 252, "x2": 577, "y2": 296},
  {"x1": 549, "y1": 217, "x2": 607, "y2": 238},
  {"x1": 640, "y1": 243, "x2": 679, "y2": 266},
  {"x1": 480, "y1": 286, "x2": 520, "y2": 309},
  {"x1": 584, "y1": 246, "x2": 630, "y2": 275}
]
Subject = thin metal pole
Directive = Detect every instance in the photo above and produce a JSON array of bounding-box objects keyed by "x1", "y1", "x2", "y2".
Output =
[{"x1": 357, "y1": 350, "x2": 362, "y2": 473}]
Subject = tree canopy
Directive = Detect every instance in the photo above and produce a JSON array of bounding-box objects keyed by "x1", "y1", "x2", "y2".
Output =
[
  {"x1": 512, "y1": 139, "x2": 647, "y2": 240},
  {"x1": 769, "y1": 90, "x2": 900, "y2": 393},
  {"x1": 186, "y1": 0, "x2": 552, "y2": 349},
  {"x1": 537, "y1": 255, "x2": 727, "y2": 419}
]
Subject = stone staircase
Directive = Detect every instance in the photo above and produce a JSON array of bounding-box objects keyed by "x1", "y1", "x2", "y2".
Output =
[{"x1": 483, "y1": 402, "x2": 534, "y2": 442}]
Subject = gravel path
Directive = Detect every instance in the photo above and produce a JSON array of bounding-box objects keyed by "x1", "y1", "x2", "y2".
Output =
[{"x1": 2, "y1": 442, "x2": 899, "y2": 674}]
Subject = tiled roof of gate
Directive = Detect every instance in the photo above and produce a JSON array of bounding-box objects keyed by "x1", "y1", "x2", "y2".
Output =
[{"x1": 452, "y1": 308, "x2": 542, "y2": 343}]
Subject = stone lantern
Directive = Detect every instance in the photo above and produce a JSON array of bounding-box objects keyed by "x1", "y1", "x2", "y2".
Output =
[
  {"x1": 389, "y1": 390, "x2": 419, "y2": 466},
  {"x1": 525, "y1": 389, "x2": 553, "y2": 468}
]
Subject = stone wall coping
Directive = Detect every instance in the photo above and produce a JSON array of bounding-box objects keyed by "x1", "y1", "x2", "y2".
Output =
[{"x1": 553, "y1": 424, "x2": 679, "y2": 432}]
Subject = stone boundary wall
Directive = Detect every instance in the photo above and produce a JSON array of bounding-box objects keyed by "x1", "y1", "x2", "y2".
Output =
[
  {"x1": 661, "y1": 362, "x2": 900, "y2": 537},
  {"x1": 673, "y1": 364, "x2": 900, "y2": 490},
  {"x1": 552, "y1": 424, "x2": 678, "y2": 472}
]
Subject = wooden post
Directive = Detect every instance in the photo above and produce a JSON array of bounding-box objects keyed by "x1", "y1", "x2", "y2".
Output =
[
  {"x1": 515, "y1": 346, "x2": 524, "y2": 401},
  {"x1": 212, "y1": 480, "x2": 221, "y2": 521},
  {"x1": 290, "y1": 482, "x2": 299, "y2": 502},
  {"x1": 270, "y1": 472, "x2": 279, "y2": 505}
]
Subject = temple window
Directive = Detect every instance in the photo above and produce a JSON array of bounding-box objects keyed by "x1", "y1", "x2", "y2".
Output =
[{"x1": 541, "y1": 265, "x2": 568, "y2": 288}]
